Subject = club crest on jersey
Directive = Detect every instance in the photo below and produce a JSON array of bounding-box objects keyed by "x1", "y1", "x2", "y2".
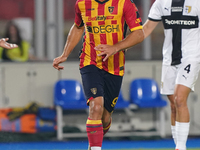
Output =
[
  {"x1": 108, "y1": 6, "x2": 114, "y2": 14},
  {"x1": 185, "y1": 6, "x2": 192, "y2": 14},
  {"x1": 91, "y1": 88, "x2": 97, "y2": 95}
]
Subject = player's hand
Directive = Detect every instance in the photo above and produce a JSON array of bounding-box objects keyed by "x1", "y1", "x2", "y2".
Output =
[
  {"x1": 94, "y1": 44, "x2": 119, "y2": 62},
  {"x1": 0, "y1": 38, "x2": 18, "y2": 49},
  {"x1": 53, "y1": 56, "x2": 67, "y2": 71}
]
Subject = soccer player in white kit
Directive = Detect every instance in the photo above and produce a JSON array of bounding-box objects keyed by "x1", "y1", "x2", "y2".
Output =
[{"x1": 142, "y1": 0, "x2": 200, "y2": 150}]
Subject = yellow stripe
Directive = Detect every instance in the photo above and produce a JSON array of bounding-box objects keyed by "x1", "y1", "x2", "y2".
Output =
[
  {"x1": 86, "y1": 119, "x2": 102, "y2": 125},
  {"x1": 117, "y1": 1, "x2": 126, "y2": 76},
  {"x1": 117, "y1": 0, "x2": 125, "y2": 42},
  {"x1": 106, "y1": 0, "x2": 117, "y2": 74},
  {"x1": 103, "y1": 123, "x2": 111, "y2": 130},
  {"x1": 93, "y1": 1, "x2": 102, "y2": 68},
  {"x1": 130, "y1": 26, "x2": 143, "y2": 32}
]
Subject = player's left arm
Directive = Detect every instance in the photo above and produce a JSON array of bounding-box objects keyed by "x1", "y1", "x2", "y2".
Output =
[{"x1": 0, "y1": 38, "x2": 18, "y2": 49}]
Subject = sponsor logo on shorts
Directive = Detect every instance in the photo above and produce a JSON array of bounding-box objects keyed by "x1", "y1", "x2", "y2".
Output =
[
  {"x1": 111, "y1": 97, "x2": 118, "y2": 107},
  {"x1": 182, "y1": 75, "x2": 187, "y2": 80}
]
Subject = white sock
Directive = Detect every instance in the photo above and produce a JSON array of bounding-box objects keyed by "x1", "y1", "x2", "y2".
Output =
[
  {"x1": 91, "y1": 147, "x2": 101, "y2": 150},
  {"x1": 171, "y1": 125, "x2": 177, "y2": 145},
  {"x1": 175, "y1": 121, "x2": 190, "y2": 150}
]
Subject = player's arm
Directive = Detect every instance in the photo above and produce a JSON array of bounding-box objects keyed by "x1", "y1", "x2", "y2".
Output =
[
  {"x1": 0, "y1": 38, "x2": 18, "y2": 49},
  {"x1": 53, "y1": 24, "x2": 84, "y2": 70},
  {"x1": 143, "y1": 19, "x2": 159, "y2": 39},
  {"x1": 95, "y1": 29, "x2": 144, "y2": 62}
]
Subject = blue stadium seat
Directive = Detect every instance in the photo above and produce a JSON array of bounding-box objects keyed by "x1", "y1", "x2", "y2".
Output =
[
  {"x1": 54, "y1": 79, "x2": 88, "y2": 109},
  {"x1": 130, "y1": 78, "x2": 167, "y2": 138},
  {"x1": 54, "y1": 79, "x2": 88, "y2": 140},
  {"x1": 130, "y1": 78, "x2": 167, "y2": 108}
]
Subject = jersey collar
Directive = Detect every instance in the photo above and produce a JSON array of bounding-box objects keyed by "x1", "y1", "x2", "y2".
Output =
[{"x1": 95, "y1": 0, "x2": 110, "y2": 4}]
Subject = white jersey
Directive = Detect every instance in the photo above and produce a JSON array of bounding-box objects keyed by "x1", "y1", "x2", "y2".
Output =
[{"x1": 148, "y1": 0, "x2": 200, "y2": 66}]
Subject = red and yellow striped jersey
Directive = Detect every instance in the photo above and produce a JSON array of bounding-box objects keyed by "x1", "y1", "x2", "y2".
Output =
[{"x1": 75, "y1": 0, "x2": 142, "y2": 76}]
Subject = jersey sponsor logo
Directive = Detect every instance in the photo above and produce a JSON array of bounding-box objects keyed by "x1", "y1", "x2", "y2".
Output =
[
  {"x1": 108, "y1": 6, "x2": 114, "y2": 14},
  {"x1": 171, "y1": 7, "x2": 183, "y2": 12},
  {"x1": 165, "y1": 19, "x2": 196, "y2": 25},
  {"x1": 88, "y1": 15, "x2": 114, "y2": 21},
  {"x1": 162, "y1": 16, "x2": 199, "y2": 29},
  {"x1": 87, "y1": 24, "x2": 119, "y2": 34},
  {"x1": 87, "y1": 8, "x2": 95, "y2": 11},
  {"x1": 185, "y1": 6, "x2": 192, "y2": 14}
]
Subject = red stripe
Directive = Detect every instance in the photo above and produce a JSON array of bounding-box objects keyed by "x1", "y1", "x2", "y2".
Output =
[
  {"x1": 111, "y1": 20, "x2": 117, "y2": 24},
  {"x1": 98, "y1": 21, "x2": 105, "y2": 25},
  {"x1": 113, "y1": 33, "x2": 120, "y2": 75},
  {"x1": 111, "y1": 0, "x2": 119, "y2": 15},
  {"x1": 80, "y1": 0, "x2": 91, "y2": 68},
  {"x1": 85, "y1": 0, "x2": 91, "y2": 17},
  {"x1": 89, "y1": 33, "x2": 96, "y2": 66},
  {"x1": 98, "y1": 2, "x2": 105, "y2": 15},
  {"x1": 87, "y1": 96, "x2": 94, "y2": 105},
  {"x1": 100, "y1": 33, "x2": 108, "y2": 71},
  {"x1": 97, "y1": 2, "x2": 107, "y2": 70}
]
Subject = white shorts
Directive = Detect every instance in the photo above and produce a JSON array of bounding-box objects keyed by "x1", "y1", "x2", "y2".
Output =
[{"x1": 160, "y1": 60, "x2": 200, "y2": 95}]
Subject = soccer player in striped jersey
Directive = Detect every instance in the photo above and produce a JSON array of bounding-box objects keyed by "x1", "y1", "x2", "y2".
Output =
[
  {"x1": 53, "y1": 0, "x2": 144, "y2": 149},
  {"x1": 142, "y1": 0, "x2": 200, "y2": 150},
  {"x1": 0, "y1": 38, "x2": 18, "y2": 49}
]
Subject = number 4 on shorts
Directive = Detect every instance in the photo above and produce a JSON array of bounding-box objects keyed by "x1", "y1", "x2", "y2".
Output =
[{"x1": 184, "y1": 64, "x2": 191, "y2": 73}]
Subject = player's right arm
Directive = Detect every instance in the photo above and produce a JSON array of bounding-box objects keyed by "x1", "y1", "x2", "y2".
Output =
[
  {"x1": 143, "y1": 0, "x2": 161, "y2": 39},
  {"x1": 53, "y1": 24, "x2": 84, "y2": 70},
  {"x1": 143, "y1": 19, "x2": 159, "y2": 39},
  {"x1": 53, "y1": 0, "x2": 84, "y2": 70}
]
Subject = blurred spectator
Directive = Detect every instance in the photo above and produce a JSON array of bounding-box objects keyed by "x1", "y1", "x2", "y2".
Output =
[{"x1": 0, "y1": 21, "x2": 29, "y2": 62}]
